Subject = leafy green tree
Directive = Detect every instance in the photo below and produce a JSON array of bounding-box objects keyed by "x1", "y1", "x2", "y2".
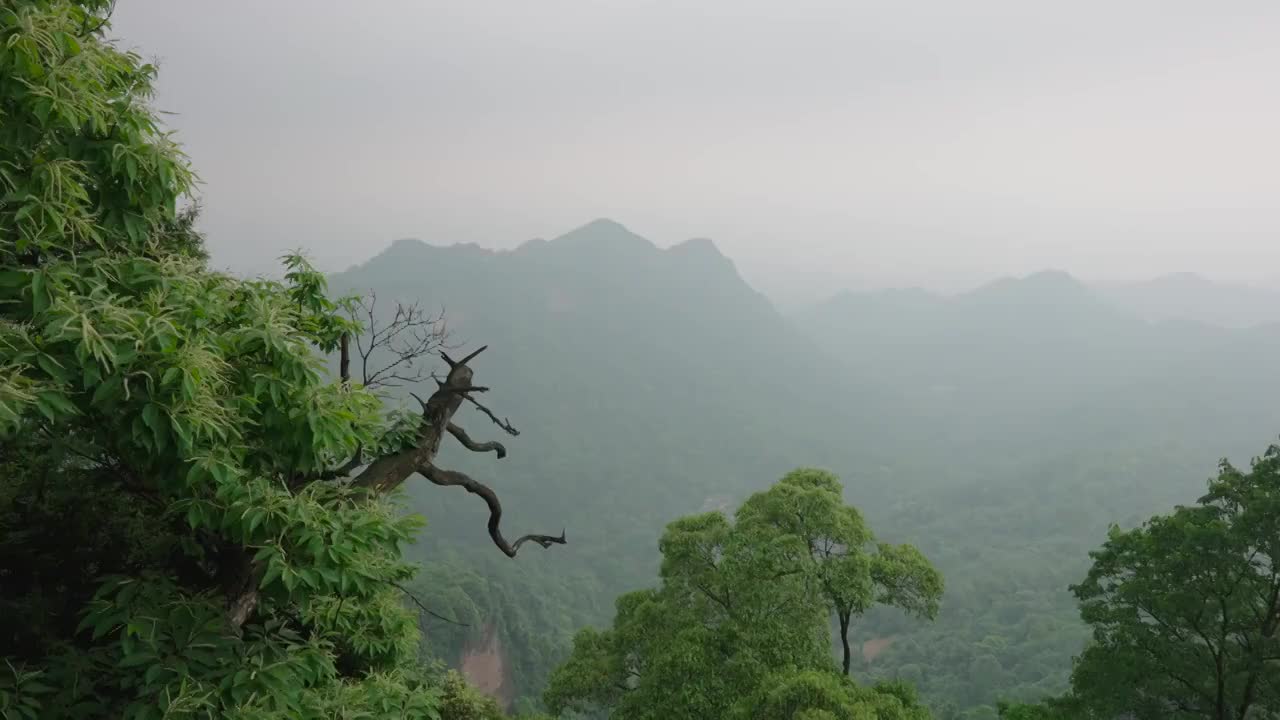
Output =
[
  {"x1": 729, "y1": 670, "x2": 930, "y2": 720},
  {"x1": 0, "y1": 2, "x2": 560, "y2": 717},
  {"x1": 994, "y1": 699, "x2": 1075, "y2": 720},
  {"x1": 1063, "y1": 443, "x2": 1280, "y2": 719},
  {"x1": 735, "y1": 468, "x2": 943, "y2": 674},
  {"x1": 544, "y1": 510, "x2": 829, "y2": 719},
  {"x1": 544, "y1": 470, "x2": 940, "y2": 719}
]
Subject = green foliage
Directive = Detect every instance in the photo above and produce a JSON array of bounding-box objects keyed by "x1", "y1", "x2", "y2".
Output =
[
  {"x1": 330, "y1": 218, "x2": 1280, "y2": 715},
  {"x1": 731, "y1": 670, "x2": 930, "y2": 720},
  {"x1": 408, "y1": 553, "x2": 594, "y2": 703},
  {"x1": 544, "y1": 470, "x2": 940, "y2": 719},
  {"x1": 0, "y1": 2, "x2": 492, "y2": 717},
  {"x1": 1062, "y1": 443, "x2": 1280, "y2": 719},
  {"x1": 735, "y1": 468, "x2": 943, "y2": 672},
  {"x1": 994, "y1": 699, "x2": 1075, "y2": 720},
  {"x1": 437, "y1": 670, "x2": 506, "y2": 720}
]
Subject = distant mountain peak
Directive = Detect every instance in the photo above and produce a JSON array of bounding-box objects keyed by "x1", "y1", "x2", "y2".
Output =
[
  {"x1": 1023, "y1": 269, "x2": 1083, "y2": 286},
  {"x1": 1148, "y1": 272, "x2": 1213, "y2": 286},
  {"x1": 667, "y1": 237, "x2": 733, "y2": 266},
  {"x1": 379, "y1": 237, "x2": 496, "y2": 259},
  {"x1": 968, "y1": 269, "x2": 1087, "y2": 296},
  {"x1": 670, "y1": 236, "x2": 723, "y2": 256},
  {"x1": 383, "y1": 237, "x2": 427, "y2": 254},
  {"x1": 548, "y1": 218, "x2": 654, "y2": 252}
]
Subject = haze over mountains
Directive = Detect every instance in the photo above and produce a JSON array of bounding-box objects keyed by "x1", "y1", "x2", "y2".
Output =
[{"x1": 328, "y1": 218, "x2": 1280, "y2": 714}]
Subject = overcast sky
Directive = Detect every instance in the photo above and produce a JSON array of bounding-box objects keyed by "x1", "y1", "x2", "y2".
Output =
[{"x1": 110, "y1": 1, "x2": 1280, "y2": 300}]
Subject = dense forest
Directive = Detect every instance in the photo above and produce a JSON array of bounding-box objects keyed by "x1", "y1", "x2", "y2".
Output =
[
  {"x1": 4, "y1": 3, "x2": 1280, "y2": 720},
  {"x1": 327, "y1": 222, "x2": 1280, "y2": 719}
]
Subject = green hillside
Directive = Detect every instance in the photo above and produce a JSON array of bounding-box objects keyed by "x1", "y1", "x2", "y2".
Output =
[{"x1": 328, "y1": 220, "x2": 1280, "y2": 716}]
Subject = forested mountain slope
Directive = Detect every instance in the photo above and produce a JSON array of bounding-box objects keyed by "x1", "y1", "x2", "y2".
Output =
[{"x1": 329, "y1": 221, "x2": 1280, "y2": 717}]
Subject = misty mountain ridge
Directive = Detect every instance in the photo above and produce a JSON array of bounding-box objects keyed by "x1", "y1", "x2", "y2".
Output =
[
  {"x1": 1094, "y1": 271, "x2": 1280, "y2": 329},
  {"x1": 368, "y1": 221, "x2": 1278, "y2": 332},
  {"x1": 328, "y1": 218, "x2": 1280, "y2": 711},
  {"x1": 338, "y1": 218, "x2": 1278, "y2": 462},
  {"x1": 373, "y1": 219, "x2": 738, "y2": 278}
]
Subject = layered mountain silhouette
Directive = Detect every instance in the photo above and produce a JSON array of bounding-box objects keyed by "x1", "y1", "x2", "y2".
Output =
[
  {"x1": 328, "y1": 220, "x2": 1280, "y2": 706},
  {"x1": 1095, "y1": 272, "x2": 1280, "y2": 329},
  {"x1": 334, "y1": 219, "x2": 1279, "y2": 510}
]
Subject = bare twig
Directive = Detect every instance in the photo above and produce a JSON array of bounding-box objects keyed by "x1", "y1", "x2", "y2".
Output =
[
  {"x1": 390, "y1": 581, "x2": 470, "y2": 627},
  {"x1": 349, "y1": 291, "x2": 455, "y2": 391},
  {"x1": 462, "y1": 392, "x2": 520, "y2": 437}
]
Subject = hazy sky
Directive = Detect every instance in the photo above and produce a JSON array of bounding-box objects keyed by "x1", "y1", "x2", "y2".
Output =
[{"x1": 110, "y1": 1, "x2": 1280, "y2": 300}]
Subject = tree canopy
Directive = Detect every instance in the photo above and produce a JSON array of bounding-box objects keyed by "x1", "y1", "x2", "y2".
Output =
[
  {"x1": 735, "y1": 468, "x2": 943, "y2": 674},
  {"x1": 543, "y1": 469, "x2": 939, "y2": 719},
  {"x1": 0, "y1": 2, "x2": 556, "y2": 717},
  {"x1": 1056, "y1": 444, "x2": 1280, "y2": 720}
]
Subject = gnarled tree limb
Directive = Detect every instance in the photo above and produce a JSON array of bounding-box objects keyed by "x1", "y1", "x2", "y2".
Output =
[
  {"x1": 226, "y1": 332, "x2": 564, "y2": 630},
  {"x1": 447, "y1": 422, "x2": 506, "y2": 459},
  {"x1": 418, "y1": 463, "x2": 566, "y2": 557},
  {"x1": 349, "y1": 346, "x2": 566, "y2": 559}
]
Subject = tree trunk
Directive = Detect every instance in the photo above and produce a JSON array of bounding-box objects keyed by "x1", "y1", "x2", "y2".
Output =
[{"x1": 839, "y1": 610, "x2": 853, "y2": 675}]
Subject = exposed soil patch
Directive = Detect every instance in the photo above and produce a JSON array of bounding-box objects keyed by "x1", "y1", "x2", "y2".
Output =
[
  {"x1": 459, "y1": 623, "x2": 514, "y2": 709},
  {"x1": 862, "y1": 636, "x2": 894, "y2": 664}
]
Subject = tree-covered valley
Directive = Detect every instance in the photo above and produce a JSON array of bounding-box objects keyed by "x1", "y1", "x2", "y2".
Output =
[
  {"x1": 327, "y1": 219, "x2": 1280, "y2": 719},
  {"x1": 4, "y1": 3, "x2": 1280, "y2": 720}
]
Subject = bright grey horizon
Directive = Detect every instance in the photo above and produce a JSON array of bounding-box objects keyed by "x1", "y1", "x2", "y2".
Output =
[{"x1": 110, "y1": 1, "x2": 1280, "y2": 303}]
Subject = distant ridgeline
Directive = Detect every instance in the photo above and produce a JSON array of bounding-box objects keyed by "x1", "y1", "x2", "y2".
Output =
[{"x1": 328, "y1": 219, "x2": 1280, "y2": 717}]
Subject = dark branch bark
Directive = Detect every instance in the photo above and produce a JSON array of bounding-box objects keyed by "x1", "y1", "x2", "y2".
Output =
[
  {"x1": 339, "y1": 332, "x2": 351, "y2": 385},
  {"x1": 442, "y1": 344, "x2": 486, "y2": 369},
  {"x1": 462, "y1": 392, "x2": 519, "y2": 437},
  {"x1": 447, "y1": 422, "x2": 506, "y2": 459},
  {"x1": 839, "y1": 610, "x2": 853, "y2": 675},
  {"x1": 418, "y1": 463, "x2": 566, "y2": 557},
  {"x1": 222, "y1": 545, "x2": 264, "y2": 631},
  {"x1": 350, "y1": 346, "x2": 567, "y2": 559}
]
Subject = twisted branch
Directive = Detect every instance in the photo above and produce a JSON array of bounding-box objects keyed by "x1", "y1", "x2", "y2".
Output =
[
  {"x1": 447, "y1": 422, "x2": 507, "y2": 459},
  {"x1": 418, "y1": 463, "x2": 566, "y2": 557}
]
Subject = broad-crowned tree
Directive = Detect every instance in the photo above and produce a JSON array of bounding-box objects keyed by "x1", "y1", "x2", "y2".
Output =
[
  {"x1": 1063, "y1": 444, "x2": 1280, "y2": 720},
  {"x1": 735, "y1": 468, "x2": 943, "y2": 674},
  {"x1": 544, "y1": 470, "x2": 941, "y2": 719}
]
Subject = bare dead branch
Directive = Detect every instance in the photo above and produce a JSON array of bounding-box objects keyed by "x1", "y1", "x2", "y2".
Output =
[
  {"x1": 418, "y1": 463, "x2": 566, "y2": 558},
  {"x1": 440, "y1": 344, "x2": 485, "y2": 368},
  {"x1": 409, "y1": 391, "x2": 430, "y2": 413},
  {"x1": 457, "y1": 345, "x2": 488, "y2": 366},
  {"x1": 462, "y1": 392, "x2": 520, "y2": 437},
  {"x1": 447, "y1": 422, "x2": 507, "y2": 459},
  {"x1": 351, "y1": 344, "x2": 565, "y2": 562},
  {"x1": 348, "y1": 291, "x2": 454, "y2": 391}
]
